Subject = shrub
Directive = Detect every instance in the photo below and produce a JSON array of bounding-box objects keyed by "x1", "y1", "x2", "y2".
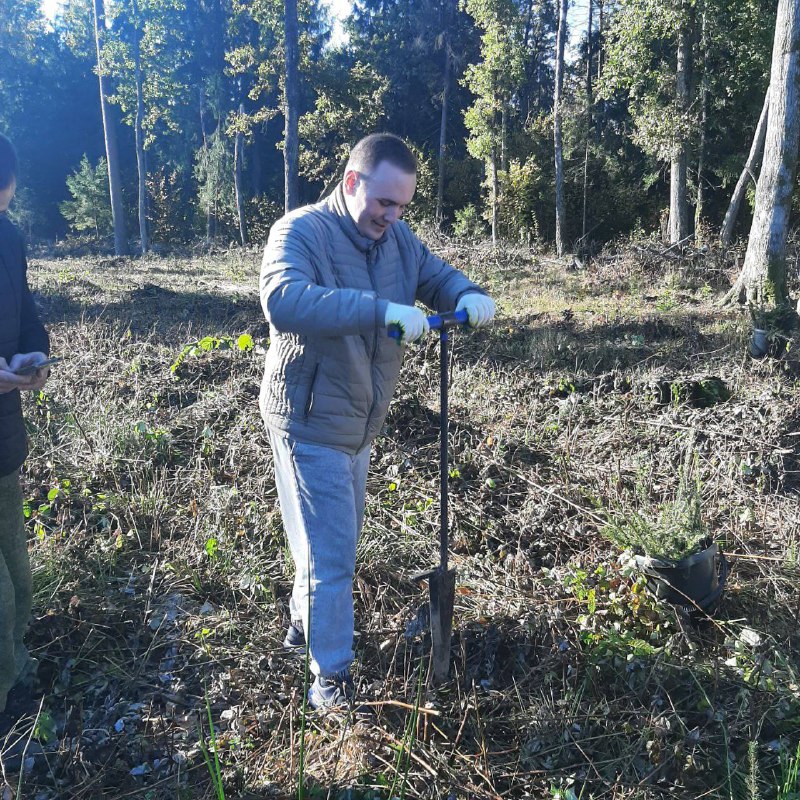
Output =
[
  {"x1": 60, "y1": 155, "x2": 112, "y2": 238},
  {"x1": 453, "y1": 204, "x2": 487, "y2": 241},
  {"x1": 602, "y1": 454, "x2": 708, "y2": 560}
]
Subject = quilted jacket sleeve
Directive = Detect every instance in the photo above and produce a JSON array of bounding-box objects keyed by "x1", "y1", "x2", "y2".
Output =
[
  {"x1": 260, "y1": 212, "x2": 389, "y2": 337},
  {"x1": 402, "y1": 224, "x2": 487, "y2": 312}
]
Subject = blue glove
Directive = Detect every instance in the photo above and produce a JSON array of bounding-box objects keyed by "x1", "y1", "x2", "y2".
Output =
[{"x1": 456, "y1": 293, "x2": 495, "y2": 328}]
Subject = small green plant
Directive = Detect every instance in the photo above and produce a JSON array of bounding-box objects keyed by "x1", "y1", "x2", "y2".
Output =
[
  {"x1": 603, "y1": 453, "x2": 708, "y2": 560},
  {"x1": 125, "y1": 421, "x2": 172, "y2": 463},
  {"x1": 747, "y1": 301, "x2": 797, "y2": 336},
  {"x1": 388, "y1": 657, "x2": 425, "y2": 800},
  {"x1": 198, "y1": 687, "x2": 226, "y2": 800},
  {"x1": 655, "y1": 287, "x2": 677, "y2": 312},
  {"x1": 32, "y1": 709, "x2": 57, "y2": 743},
  {"x1": 779, "y1": 739, "x2": 800, "y2": 800},
  {"x1": 170, "y1": 333, "x2": 255, "y2": 373},
  {"x1": 748, "y1": 302, "x2": 773, "y2": 332}
]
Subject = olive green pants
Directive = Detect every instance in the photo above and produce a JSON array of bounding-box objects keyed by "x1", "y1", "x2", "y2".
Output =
[{"x1": 0, "y1": 470, "x2": 33, "y2": 713}]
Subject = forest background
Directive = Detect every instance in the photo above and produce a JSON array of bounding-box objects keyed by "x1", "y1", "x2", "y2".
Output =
[
  {"x1": 5, "y1": 1, "x2": 800, "y2": 798},
  {"x1": 0, "y1": 0, "x2": 782, "y2": 263}
]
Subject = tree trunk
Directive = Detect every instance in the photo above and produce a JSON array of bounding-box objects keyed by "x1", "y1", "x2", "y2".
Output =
[
  {"x1": 669, "y1": 8, "x2": 692, "y2": 244},
  {"x1": 234, "y1": 101, "x2": 248, "y2": 246},
  {"x1": 284, "y1": 0, "x2": 300, "y2": 212},
  {"x1": 436, "y1": 41, "x2": 451, "y2": 228},
  {"x1": 501, "y1": 105, "x2": 508, "y2": 172},
  {"x1": 694, "y1": 12, "x2": 708, "y2": 240},
  {"x1": 720, "y1": 90, "x2": 769, "y2": 246},
  {"x1": 92, "y1": 0, "x2": 127, "y2": 255},
  {"x1": 728, "y1": 0, "x2": 800, "y2": 308},
  {"x1": 251, "y1": 131, "x2": 263, "y2": 197},
  {"x1": 132, "y1": 0, "x2": 148, "y2": 254},
  {"x1": 595, "y1": 0, "x2": 604, "y2": 137},
  {"x1": 490, "y1": 149, "x2": 498, "y2": 246},
  {"x1": 199, "y1": 86, "x2": 216, "y2": 243},
  {"x1": 582, "y1": 0, "x2": 593, "y2": 241},
  {"x1": 554, "y1": 0, "x2": 568, "y2": 256}
]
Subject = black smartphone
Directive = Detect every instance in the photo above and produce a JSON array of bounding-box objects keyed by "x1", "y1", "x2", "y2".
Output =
[{"x1": 12, "y1": 357, "x2": 62, "y2": 376}]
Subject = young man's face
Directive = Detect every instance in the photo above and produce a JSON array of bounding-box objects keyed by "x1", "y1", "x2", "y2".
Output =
[
  {"x1": 343, "y1": 160, "x2": 416, "y2": 240},
  {"x1": 0, "y1": 177, "x2": 16, "y2": 212}
]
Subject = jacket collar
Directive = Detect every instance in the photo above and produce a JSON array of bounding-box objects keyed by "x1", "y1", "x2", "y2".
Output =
[{"x1": 327, "y1": 184, "x2": 387, "y2": 253}]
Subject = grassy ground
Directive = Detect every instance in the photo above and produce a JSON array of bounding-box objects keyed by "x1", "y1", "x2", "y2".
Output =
[{"x1": 6, "y1": 236, "x2": 800, "y2": 799}]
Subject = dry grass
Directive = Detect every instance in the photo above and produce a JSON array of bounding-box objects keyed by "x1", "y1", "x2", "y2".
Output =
[{"x1": 4, "y1": 239, "x2": 800, "y2": 799}]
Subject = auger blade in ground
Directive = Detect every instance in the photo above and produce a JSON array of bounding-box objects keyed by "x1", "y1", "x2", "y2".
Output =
[{"x1": 429, "y1": 566, "x2": 456, "y2": 685}]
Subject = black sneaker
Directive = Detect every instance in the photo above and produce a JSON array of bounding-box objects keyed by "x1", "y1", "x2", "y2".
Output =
[
  {"x1": 283, "y1": 620, "x2": 306, "y2": 649},
  {"x1": 307, "y1": 671, "x2": 354, "y2": 710},
  {"x1": 0, "y1": 683, "x2": 41, "y2": 740}
]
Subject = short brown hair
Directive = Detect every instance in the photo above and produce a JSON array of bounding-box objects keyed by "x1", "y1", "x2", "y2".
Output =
[
  {"x1": 346, "y1": 133, "x2": 417, "y2": 176},
  {"x1": 0, "y1": 134, "x2": 18, "y2": 191}
]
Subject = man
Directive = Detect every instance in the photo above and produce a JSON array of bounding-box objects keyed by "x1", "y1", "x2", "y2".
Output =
[
  {"x1": 259, "y1": 133, "x2": 494, "y2": 709},
  {"x1": 0, "y1": 133, "x2": 51, "y2": 717}
]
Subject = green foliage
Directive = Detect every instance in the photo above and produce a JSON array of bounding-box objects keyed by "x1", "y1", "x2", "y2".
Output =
[
  {"x1": 298, "y1": 58, "x2": 389, "y2": 186},
  {"x1": 440, "y1": 157, "x2": 483, "y2": 219},
  {"x1": 602, "y1": 454, "x2": 709, "y2": 560},
  {"x1": 0, "y1": 0, "x2": 783, "y2": 249},
  {"x1": 345, "y1": 0, "x2": 478, "y2": 162},
  {"x1": 8, "y1": 185, "x2": 41, "y2": 239},
  {"x1": 61, "y1": 0, "x2": 95, "y2": 58},
  {"x1": 170, "y1": 333, "x2": 255, "y2": 374},
  {"x1": 598, "y1": 0, "x2": 774, "y2": 234},
  {"x1": 452, "y1": 204, "x2": 487, "y2": 240},
  {"x1": 402, "y1": 146, "x2": 436, "y2": 229},
  {"x1": 246, "y1": 196, "x2": 283, "y2": 244},
  {"x1": 226, "y1": 0, "x2": 328, "y2": 140},
  {"x1": 599, "y1": 0, "x2": 695, "y2": 162},
  {"x1": 198, "y1": 687, "x2": 226, "y2": 800},
  {"x1": 0, "y1": 0, "x2": 103, "y2": 236},
  {"x1": 562, "y1": 561, "x2": 677, "y2": 659},
  {"x1": 603, "y1": 498, "x2": 708, "y2": 561},
  {"x1": 103, "y1": 0, "x2": 190, "y2": 146},
  {"x1": 498, "y1": 157, "x2": 547, "y2": 244},
  {"x1": 60, "y1": 155, "x2": 113, "y2": 237},
  {"x1": 779, "y1": 740, "x2": 800, "y2": 800},
  {"x1": 147, "y1": 165, "x2": 192, "y2": 244},
  {"x1": 460, "y1": 0, "x2": 559, "y2": 239},
  {"x1": 33, "y1": 709, "x2": 57, "y2": 743},
  {"x1": 194, "y1": 132, "x2": 237, "y2": 237},
  {"x1": 462, "y1": 0, "x2": 526, "y2": 161}
]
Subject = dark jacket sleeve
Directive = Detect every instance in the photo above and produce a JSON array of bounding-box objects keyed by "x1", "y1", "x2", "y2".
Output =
[{"x1": 18, "y1": 244, "x2": 49, "y2": 356}]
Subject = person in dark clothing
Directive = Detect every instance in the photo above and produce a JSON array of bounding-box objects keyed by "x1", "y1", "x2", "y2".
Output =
[{"x1": 0, "y1": 133, "x2": 51, "y2": 714}]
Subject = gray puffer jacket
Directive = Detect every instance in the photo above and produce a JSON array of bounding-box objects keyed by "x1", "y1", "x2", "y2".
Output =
[{"x1": 259, "y1": 185, "x2": 484, "y2": 454}]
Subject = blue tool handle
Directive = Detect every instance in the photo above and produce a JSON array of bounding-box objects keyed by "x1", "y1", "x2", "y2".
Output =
[
  {"x1": 387, "y1": 308, "x2": 469, "y2": 339},
  {"x1": 429, "y1": 309, "x2": 469, "y2": 330}
]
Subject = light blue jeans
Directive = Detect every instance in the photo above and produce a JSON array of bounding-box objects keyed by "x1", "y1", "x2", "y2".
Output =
[{"x1": 268, "y1": 431, "x2": 371, "y2": 678}]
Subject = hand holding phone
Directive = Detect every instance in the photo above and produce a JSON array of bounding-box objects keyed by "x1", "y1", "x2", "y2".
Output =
[{"x1": 13, "y1": 357, "x2": 61, "y2": 376}]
